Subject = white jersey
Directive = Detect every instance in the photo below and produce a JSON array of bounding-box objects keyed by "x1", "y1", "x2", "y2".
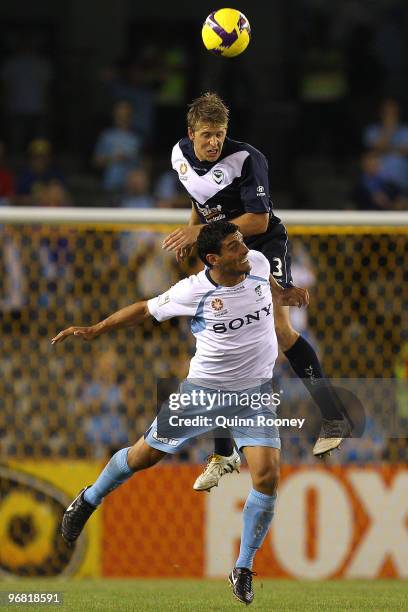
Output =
[{"x1": 147, "y1": 250, "x2": 278, "y2": 390}]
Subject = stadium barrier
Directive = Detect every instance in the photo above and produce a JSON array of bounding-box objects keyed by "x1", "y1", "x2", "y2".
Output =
[
  {"x1": 2, "y1": 462, "x2": 407, "y2": 579},
  {"x1": 0, "y1": 208, "x2": 407, "y2": 578},
  {"x1": 104, "y1": 464, "x2": 408, "y2": 579}
]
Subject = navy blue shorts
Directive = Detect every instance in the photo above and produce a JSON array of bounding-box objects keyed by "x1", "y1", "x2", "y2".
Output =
[{"x1": 246, "y1": 222, "x2": 293, "y2": 288}]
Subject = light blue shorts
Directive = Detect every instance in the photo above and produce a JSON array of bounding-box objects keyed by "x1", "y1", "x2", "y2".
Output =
[{"x1": 144, "y1": 380, "x2": 281, "y2": 454}]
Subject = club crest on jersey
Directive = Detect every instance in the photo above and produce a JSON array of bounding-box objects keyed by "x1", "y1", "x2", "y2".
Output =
[
  {"x1": 179, "y1": 162, "x2": 188, "y2": 181},
  {"x1": 212, "y1": 168, "x2": 224, "y2": 184},
  {"x1": 255, "y1": 285, "x2": 262, "y2": 297},
  {"x1": 211, "y1": 298, "x2": 224, "y2": 311}
]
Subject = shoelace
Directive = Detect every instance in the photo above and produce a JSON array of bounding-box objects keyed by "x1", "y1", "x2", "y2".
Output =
[{"x1": 238, "y1": 569, "x2": 256, "y2": 591}]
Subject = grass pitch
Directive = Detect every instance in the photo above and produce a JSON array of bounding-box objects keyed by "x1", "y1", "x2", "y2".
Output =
[{"x1": 1, "y1": 578, "x2": 407, "y2": 611}]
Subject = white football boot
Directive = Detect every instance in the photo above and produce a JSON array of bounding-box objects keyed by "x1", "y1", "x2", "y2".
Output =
[
  {"x1": 193, "y1": 448, "x2": 241, "y2": 491},
  {"x1": 313, "y1": 417, "x2": 352, "y2": 457}
]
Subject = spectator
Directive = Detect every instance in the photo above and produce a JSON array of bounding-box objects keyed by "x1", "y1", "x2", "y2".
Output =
[
  {"x1": 101, "y1": 59, "x2": 156, "y2": 143},
  {"x1": 74, "y1": 348, "x2": 130, "y2": 458},
  {"x1": 154, "y1": 170, "x2": 191, "y2": 208},
  {"x1": 0, "y1": 226, "x2": 25, "y2": 312},
  {"x1": 93, "y1": 100, "x2": 143, "y2": 193},
  {"x1": 117, "y1": 168, "x2": 155, "y2": 263},
  {"x1": 16, "y1": 139, "x2": 65, "y2": 206},
  {"x1": 351, "y1": 150, "x2": 407, "y2": 210},
  {"x1": 0, "y1": 141, "x2": 15, "y2": 205},
  {"x1": 35, "y1": 182, "x2": 72, "y2": 207},
  {"x1": 363, "y1": 98, "x2": 408, "y2": 192},
  {"x1": 1, "y1": 39, "x2": 52, "y2": 155},
  {"x1": 119, "y1": 168, "x2": 154, "y2": 208}
]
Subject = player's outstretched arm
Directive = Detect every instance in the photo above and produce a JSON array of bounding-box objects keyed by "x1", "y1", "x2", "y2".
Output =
[
  {"x1": 51, "y1": 300, "x2": 151, "y2": 345},
  {"x1": 269, "y1": 274, "x2": 309, "y2": 308}
]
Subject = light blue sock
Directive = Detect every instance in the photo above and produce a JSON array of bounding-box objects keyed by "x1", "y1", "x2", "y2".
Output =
[
  {"x1": 236, "y1": 488, "x2": 276, "y2": 570},
  {"x1": 84, "y1": 447, "x2": 133, "y2": 507}
]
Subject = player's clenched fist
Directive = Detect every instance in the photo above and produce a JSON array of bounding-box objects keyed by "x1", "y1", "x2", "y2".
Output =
[
  {"x1": 51, "y1": 325, "x2": 100, "y2": 345},
  {"x1": 279, "y1": 286, "x2": 309, "y2": 308}
]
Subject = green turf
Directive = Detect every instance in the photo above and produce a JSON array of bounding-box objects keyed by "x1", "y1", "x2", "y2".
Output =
[{"x1": 0, "y1": 579, "x2": 407, "y2": 611}]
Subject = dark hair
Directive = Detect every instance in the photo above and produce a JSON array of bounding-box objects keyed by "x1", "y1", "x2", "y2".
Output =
[
  {"x1": 197, "y1": 220, "x2": 239, "y2": 267},
  {"x1": 187, "y1": 92, "x2": 229, "y2": 131}
]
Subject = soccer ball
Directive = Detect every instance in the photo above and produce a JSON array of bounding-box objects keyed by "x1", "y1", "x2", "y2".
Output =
[{"x1": 202, "y1": 8, "x2": 251, "y2": 58}]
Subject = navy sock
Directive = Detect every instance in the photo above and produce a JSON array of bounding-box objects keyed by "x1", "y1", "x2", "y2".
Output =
[
  {"x1": 284, "y1": 335, "x2": 344, "y2": 420},
  {"x1": 84, "y1": 447, "x2": 134, "y2": 506},
  {"x1": 213, "y1": 431, "x2": 234, "y2": 457}
]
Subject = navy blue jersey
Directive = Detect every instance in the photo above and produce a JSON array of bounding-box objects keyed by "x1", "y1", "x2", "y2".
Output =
[{"x1": 172, "y1": 137, "x2": 281, "y2": 240}]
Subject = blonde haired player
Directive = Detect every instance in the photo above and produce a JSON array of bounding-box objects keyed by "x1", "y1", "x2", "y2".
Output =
[{"x1": 162, "y1": 92, "x2": 351, "y2": 491}]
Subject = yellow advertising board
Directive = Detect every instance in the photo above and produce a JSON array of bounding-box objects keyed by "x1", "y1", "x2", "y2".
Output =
[{"x1": 0, "y1": 461, "x2": 101, "y2": 578}]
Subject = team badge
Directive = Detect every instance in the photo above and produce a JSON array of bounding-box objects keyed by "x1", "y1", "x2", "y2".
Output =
[
  {"x1": 255, "y1": 285, "x2": 262, "y2": 297},
  {"x1": 179, "y1": 162, "x2": 188, "y2": 175},
  {"x1": 212, "y1": 168, "x2": 224, "y2": 184},
  {"x1": 211, "y1": 298, "x2": 224, "y2": 311}
]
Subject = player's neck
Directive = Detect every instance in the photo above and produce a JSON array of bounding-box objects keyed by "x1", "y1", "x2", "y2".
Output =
[{"x1": 209, "y1": 269, "x2": 246, "y2": 287}]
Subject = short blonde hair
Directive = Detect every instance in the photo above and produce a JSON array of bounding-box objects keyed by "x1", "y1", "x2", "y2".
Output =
[{"x1": 187, "y1": 92, "x2": 229, "y2": 131}]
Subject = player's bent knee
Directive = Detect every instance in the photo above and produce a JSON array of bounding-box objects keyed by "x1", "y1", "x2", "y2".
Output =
[{"x1": 252, "y1": 460, "x2": 280, "y2": 496}]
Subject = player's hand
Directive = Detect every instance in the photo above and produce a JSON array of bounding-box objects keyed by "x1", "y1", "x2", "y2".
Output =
[
  {"x1": 162, "y1": 226, "x2": 201, "y2": 252},
  {"x1": 176, "y1": 245, "x2": 193, "y2": 263},
  {"x1": 51, "y1": 325, "x2": 100, "y2": 345},
  {"x1": 278, "y1": 286, "x2": 309, "y2": 308}
]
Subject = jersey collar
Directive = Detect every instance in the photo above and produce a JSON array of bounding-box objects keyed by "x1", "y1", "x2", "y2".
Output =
[
  {"x1": 205, "y1": 268, "x2": 248, "y2": 288},
  {"x1": 205, "y1": 269, "x2": 219, "y2": 287}
]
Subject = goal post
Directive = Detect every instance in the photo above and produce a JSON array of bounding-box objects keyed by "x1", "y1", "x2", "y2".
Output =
[{"x1": 0, "y1": 206, "x2": 407, "y2": 227}]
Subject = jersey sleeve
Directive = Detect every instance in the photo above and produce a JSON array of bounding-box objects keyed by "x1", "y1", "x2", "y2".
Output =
[
  {"x1": 240, "y1": 150, "x2": 271, "y2": 213},
  {"x1": 147, "y1": 277, "x2": 200, "y2": 322}
]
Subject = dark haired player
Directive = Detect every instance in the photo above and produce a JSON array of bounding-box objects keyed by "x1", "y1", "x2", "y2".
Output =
[
  {"x1": 163, "y1": 92, "x2": 351, "y2": 490},
  {"x1": 53, "y1": 221, "x2": 308, "y2": 605}
]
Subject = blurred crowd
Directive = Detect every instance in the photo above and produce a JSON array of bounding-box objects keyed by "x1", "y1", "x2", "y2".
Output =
[
  {"x1": 0, "y1": 19, "x2": 408, "y2": 211},
  {"x1": 1, "y1": 95, "x2": 408, "y2": 211},
  {"x1": 0, "y1": 3, "x2": 407, "y2": 466},
  {"x1": 0, "y1": 36, "x2": 191, "y2": 210},
  {"x1": 0, "y1": 94, "x2": 191, "y2": 209}
]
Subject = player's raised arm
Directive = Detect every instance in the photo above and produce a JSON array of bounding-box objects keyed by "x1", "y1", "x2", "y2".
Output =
[{"x1": 51, "y1": 300, "x2": 151, "y2": 345}]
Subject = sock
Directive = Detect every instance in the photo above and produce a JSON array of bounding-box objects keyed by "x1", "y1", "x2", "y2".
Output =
[
  {"x1": 84, "y1": 447, "x2": 133, "y2": 507},
  {"x1": 213, "y1": 430, "x2": 234, "y2": 457},
  {"x1": 236, "y1": 488, "x2": 276, "y2": 570},
  {"x1": 284, "y1": 335, "x2": 344, "y2": 420}
]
